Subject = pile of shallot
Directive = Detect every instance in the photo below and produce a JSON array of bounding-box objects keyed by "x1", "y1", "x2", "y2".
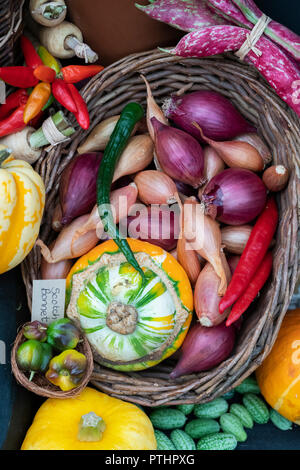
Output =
[{"x1": 38, "y1": 77, "x2": 289, "y2": 379}]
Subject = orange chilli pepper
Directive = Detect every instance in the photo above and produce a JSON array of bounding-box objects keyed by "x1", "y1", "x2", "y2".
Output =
[
  {"x1": 23, "y1": 82, "x2": 51, "y2": 124},
  {"x1": 33, "y1": 65, "x2": 56, "y2": 83}
]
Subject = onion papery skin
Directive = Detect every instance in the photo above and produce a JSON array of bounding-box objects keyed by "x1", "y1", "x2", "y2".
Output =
[
  {"x1": 202, "y1": 168, "x2": 267, "y2": 225},
  {"x1": 163, "y1": 91, "x2": 255, "y2": 142}
]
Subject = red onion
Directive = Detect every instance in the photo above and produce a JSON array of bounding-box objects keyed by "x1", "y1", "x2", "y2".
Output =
[
  {"x1": 163, "y1": 90, "x2": 255, "y2": 142},
  {"x1": 202, "y1": 168, "x2": 267, "y2": 225},
  {"x1": 127, "y1": 205, "x2": 180, "y2": 251},
  {"x1": 59, "y1": 152, "x2": 103, "y2": 225},
  {"x1": 170, "y1": 321, "x2": 236, "y2": 378},
  {"x1": 151, "y1": 117, "x2": 205, "y2": 188}
]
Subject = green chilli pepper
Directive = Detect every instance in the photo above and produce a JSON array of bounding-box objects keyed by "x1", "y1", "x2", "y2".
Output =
[{"x1": 96, "y1": 102, "x2": 145, "y2": 281}]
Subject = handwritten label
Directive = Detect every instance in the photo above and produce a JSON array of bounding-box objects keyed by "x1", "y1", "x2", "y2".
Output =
[{"x1": 32, "y1": 280, "x2": 66, "y2": 325}]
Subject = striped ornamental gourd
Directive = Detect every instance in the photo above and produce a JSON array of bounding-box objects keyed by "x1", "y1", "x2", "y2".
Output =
[
  {"x1": 66, "y1": 239, "x2": 193, "y2": 371},
  {"x1": 0, "y1": 147, "x2": 45, "y2": 274}
]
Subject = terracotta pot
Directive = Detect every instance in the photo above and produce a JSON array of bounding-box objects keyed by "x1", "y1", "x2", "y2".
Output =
[{"x1": 65, "y1": 0, "x2": 183, "y2": 65}]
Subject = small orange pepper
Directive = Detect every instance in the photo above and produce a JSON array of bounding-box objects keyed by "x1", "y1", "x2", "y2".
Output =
[
  {"x1": 23, "y1": 82, "x2": 51, "y2": 124},
  {"x1": 33, "y1": 65, "x2": 56, "y2": 83}
]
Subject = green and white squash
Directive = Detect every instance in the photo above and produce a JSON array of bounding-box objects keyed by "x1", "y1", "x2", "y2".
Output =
[{"x1": 66, "y1": 239, "x2": 193, "y2": 371}]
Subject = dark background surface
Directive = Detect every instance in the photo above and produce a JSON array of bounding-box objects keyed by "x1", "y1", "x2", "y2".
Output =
[{"x1": 1, "y1": 0, "x2": 300, "y2": 451}]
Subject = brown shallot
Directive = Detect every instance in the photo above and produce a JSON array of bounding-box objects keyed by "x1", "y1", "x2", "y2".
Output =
[
  {"x1": 134, "y1": 170, "x2": 180, "y2": 205},
  {"x1": 234, "y1": 133, "x2": 272, "y2": 166},
  {"x1": 194, "y1": 252, "x2": 231, "y2": 327},
  {"x1": 177, "y1": 235, "x2": 201, "y2": 287},
  {"x1": 221, "y1": 225, "x2": 252, "y2": 255},
  {"x1": 193, "y1": 122, "x2": 264, "y2": 172},
  {"x1": 36, "y1": 214, "x2": 99, "y2": 264},
  {"x1": 183, "y1": 197, "x2": 227, "y2": 295},
  {"x1": 112, "y1": 134, "x2": 154, "y2": 183},
  {"x1": 77, "y1": 115, "x2": 139, "y2": 154},
  {"x1": 262, "y1": 165, "x2": 289, "y2": 192}
]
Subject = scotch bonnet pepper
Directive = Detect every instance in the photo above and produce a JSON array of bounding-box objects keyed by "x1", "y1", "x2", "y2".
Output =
[
  {"x1": 45, "y1": 349, "x2": 87, "y2": 391},
  {"x1": 46, "y1": 318, "x2": 80, "y2": 351},
  {"x1": 16, "y1": 340, "x2": 52, "y2": 381}
]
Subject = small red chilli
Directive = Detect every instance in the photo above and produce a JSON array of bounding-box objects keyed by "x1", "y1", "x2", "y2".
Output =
[{"x1": 262, "y1": 165, "x2": 289, "y2": 192}]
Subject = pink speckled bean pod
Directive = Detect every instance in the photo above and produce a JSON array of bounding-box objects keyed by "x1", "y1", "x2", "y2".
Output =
[
  {"x1": 169, "y1": 25, "x2": 300, "y2": 117},
  {"x1": 135, "y1": 0, "x2": 227, "y2": 32},
  {"x1": 208, "y1": 0, "x2": 300, "y2": 61}
]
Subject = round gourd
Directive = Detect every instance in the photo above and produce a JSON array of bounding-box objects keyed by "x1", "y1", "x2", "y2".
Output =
[
  {"x1": 256, "y1": 309, "x2": 300, "y2": 424},
  {"x1": 21, "y1": 387, "x2": 156, "y2": 450},
  {"x1": 0, "y1": 148, "x2": 45, "y2": 274},
  {"x1": 66, "y1": 239, "x2": 193, "y2": 371}
]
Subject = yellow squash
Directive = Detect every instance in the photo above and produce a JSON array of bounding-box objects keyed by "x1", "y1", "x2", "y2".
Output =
[
  {"x1": 0, "y1": 146, "x2": 45, "y2": 274},
  {"x1": 21, "y1": 387, "x2": 157, "y2": 450}
]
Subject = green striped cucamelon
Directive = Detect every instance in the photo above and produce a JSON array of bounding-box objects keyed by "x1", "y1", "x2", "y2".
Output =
[
  {"x1": 185, "y1": 418, "x2": 220, "y2": 439},
  {"x1": 196, "y1": 433, "x2": 237, "y2": 451},
  {"x1": 170, "y1": 429, "x2": 196, "y2": 450},
  {"x1": 242, "y1": 393, "x2": 270, "y2": 424},
  {"x1": 155, "y1": 430, "x2": 176, "y2": 450},
  {"x1": 229, "y1": 403, "x2": 254, "y2": 429},
  {"x1": 194, "y1": 398, "x2": 229, "y2": 419},
  {"x1": 149, "y1": 408, "x2": 187, "y2": 430},
  {"x1": 219, "y1": 413, "x2": 247, "y2": 442},
  {"x1": 269, "y1": 409, "x2": 293, "y2": 431}
]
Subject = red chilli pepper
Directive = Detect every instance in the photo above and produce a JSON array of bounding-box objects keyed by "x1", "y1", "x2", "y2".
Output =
[
  {"x1": 226, "y1": 251, "x2": 273, "y2": 327},
  {"x1": 61, "y1": 65, "x2": 104, "y2": 84},
  {"x1": 0, "y1": 89, "x2": 28, "y2": 120},
  {"x1": 219, "y1": 196, "x2": 278, "y2": 314},
  {"x1": 20, "y1": 36, "x2": 43, "y2": 69},
  {"x1": 0, "y1": 104, "x2": 27, "y2": 138},
  {"x1": 68, "y1": 84, "x2": 90, "y2": 130},
  {"x1": 0, "y1": 67, "x2": 39, "y2": 88},
  {"x1": 33, "y1": 65, "x2": 56, "y2": 83},
  {"x1": 52, "y1": 78, "x2": 78, "y2": 114}
]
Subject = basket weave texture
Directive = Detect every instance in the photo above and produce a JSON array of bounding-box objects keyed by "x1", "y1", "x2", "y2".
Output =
[
  {"x1": 0, "y1": 0, "x2": 24, "y2": 67},
  {"x1": 11, "y1": 322, "x2": 94, "y2": 398},
  {"x1": 21, "y1": 50, "x2": 300, "y2": 406}
]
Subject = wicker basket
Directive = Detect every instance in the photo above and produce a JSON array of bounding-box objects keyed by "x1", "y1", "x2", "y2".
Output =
[
  {"x1": 21, "y1": 50, "x2": 300, "y2": 406},
  {"x1": 0, "y1": 0, "x2": 25, "y2": 67},
  {"x1": 11, "y1": 322, "x2": 94, "y2": 398}
]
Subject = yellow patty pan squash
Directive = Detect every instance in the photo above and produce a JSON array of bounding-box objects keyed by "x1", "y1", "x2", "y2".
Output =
[
  {"x1": 0, "y1": 147, "x2": 45, "y2": 274},
  {"x1": 21, "y1": 387, "x2": 157, "y2": 450},
  {"x1": 66, "y1": 239, "x2": 193, "y2": 372}
]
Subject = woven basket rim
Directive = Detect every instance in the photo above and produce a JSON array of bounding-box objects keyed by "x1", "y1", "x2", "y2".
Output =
[
  {"x1": 0, "y1": 0, "x2": 24, "y2": 67},
  {"x1": 11, "y1": 322, "x2": 94, "y2": 399},
  {"x1": 21, "y1": 50, "x2": 300, "y2": 406}
]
